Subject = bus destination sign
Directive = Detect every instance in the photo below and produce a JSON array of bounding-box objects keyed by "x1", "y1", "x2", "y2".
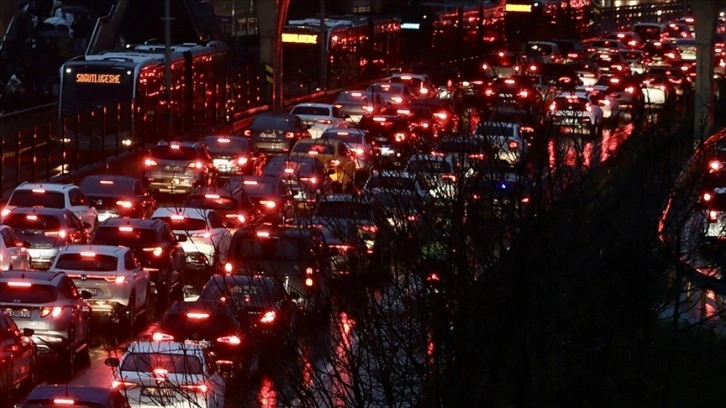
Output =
[{"x1": 75, "y1": 73, "x2": 122, "y2": 84}]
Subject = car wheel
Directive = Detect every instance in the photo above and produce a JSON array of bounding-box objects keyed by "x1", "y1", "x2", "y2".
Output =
[
  {"x1": 20, "y1": 355, "x2": 37, "y2": 393},
  {"x1": 60, "y1": 328, "x2": 76, "y2": 380},
  {"x1": 138, "y1": 286, "x2": 150, "y2": 327}
]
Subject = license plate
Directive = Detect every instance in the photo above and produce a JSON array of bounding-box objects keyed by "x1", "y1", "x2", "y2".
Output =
[
  {"x1": 142, "y1": 387, "x2": 175, "y2": 399},
  {"x1": 259, "y1": 132, "x2": 277, "y2": 139},
  {"x1": 7, "y1": 309, "x2": 30, "y2": 319},
  {"x1": 163, "y1": 165, "x2": 184, "y2": 172}
]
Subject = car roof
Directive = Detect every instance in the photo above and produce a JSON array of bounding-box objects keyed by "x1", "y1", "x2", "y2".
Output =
[
  {"x1": 25, "y1": 385, "x2": 122, "y2": 404},
  {"x1": 14, "y1": 182, "x2": 76, "y2": 192},
  {"x1": 322, "y1": 127, "x2": 366, "y2": 136},
  {"x1": 292, "y1": 102, "x2": 333, "y2": 109},
  {"x1": 0, "y1": 269, "x2": 64, "y2": 282},
  {"x1": 126, "y1": 340, "x2": 206, "y2": 355},
  {"x1": 98, "y1": 218, "x2": 164, "y2": 228},
  {"x1": 55, "y1": 244, "x2": 129, "y2": 256},
  {"x1": 152, "y1": 207, "x2": 211, "y2": 220},
  {"x1": 8, "y1": 206, "x2": 71, "y2": 215}
]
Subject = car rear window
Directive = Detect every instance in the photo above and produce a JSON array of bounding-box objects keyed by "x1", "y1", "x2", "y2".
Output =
[
  {"x1": 186, "y1": 195, "x2": 238, "y2": 211},
  {"x1": 120, "y1": 352, "x2": 203, "y2": 374},
  {"x1": 203, "y1": 136, "x2": 250, "y2": 154},
  {"x1": 4, "y1": 214, "x2": 61, "y2": 230},
  {"x1": 149, "y1": 146, "x2": 198, "y2": 160},
  {"x1": 54, "y1": 253, "x2": 118, "y2": 271},
  {"x1": 200, "y1": 277, "x2": 285, "y2": 308},
  {"x1": 367, "y1": 176, "x2": 416, "y2": 191},
  {"x1": 315, "y1": 202, "x2": 372, "y2": 219},
  {"x1": 0, "y1": 283, "x2": 57, "y2": 303},
  {"x1": 292, "y1": 142, "x2": 334, "y2": 155},
  {"x1": 291, "y1": 106, "x2": 331, "y2": 116},
  {"x1": 92, "y1": 226, "x2": 160, "y2": 247},
  {"x1": 251, "y1": 114, "x2": 293, "y2": 129},
  {"x1": 323, "y1": 132, "x2": 364, "y2": 144},
  {"x1": 153, "y1": 217, "x2": 207, "y2": 231},
  {"x1": 232, "y1": 236, "x2": 310, "y2": 261},
  {"x1": 8, "y1": 190, "x2": 65, "y2": 209}
]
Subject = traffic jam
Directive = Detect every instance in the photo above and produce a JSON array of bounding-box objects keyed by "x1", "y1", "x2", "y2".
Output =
[{"x1": 0, "y1": 6, "x2": 720, "y2": 408}]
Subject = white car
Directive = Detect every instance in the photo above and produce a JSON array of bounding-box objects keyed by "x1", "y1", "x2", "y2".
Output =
[
  {"x1": 290, "y1": 102, "x2": 348, "y2": 139},
  {"x1": 0, "y1": 225, "x2": 30, "y2": 270},
  {"x1": 365, "y1": 170, "x2": 429, "y2": 201},
  {"x1": 641, "y1": 76, "x2": 669, "y2": 106},
  {"x1": 1, "y1": 182, "x2": 99, "y2": 231},
  {"x1": 321, "y1": 127, "x2": 374, "y2": 171},
  {"x1": 150, "y1": 207, "x2": 231, "y2": 273},
  {"x1": 107, "y1": 341, "x2": 227, "y2": 408},
  {"x1": 576, "y1": 85, "x2": 621, "y2": 122},
  {"x1": 547, "y1": 91, "x2": 604, "y2": 137},
  {"x1": 49, "y1": 244, "x2": 151, "y2": 334},
  {"x1": 474, "y1": 121, "x2": 528, "y2": 168},
  {"x1": 404, "y1": 153, "x2": 459, "y2": 200}
]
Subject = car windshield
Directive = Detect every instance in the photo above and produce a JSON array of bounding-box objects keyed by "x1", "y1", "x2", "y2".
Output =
[
  {"x1": 54, "y1": 253, "x2": 118, "y2": 271},
  {"x1": 149, "y1": 146, "x2": 198, "y2": 160},
  {"x1": 4, "y1": 214, "x2": 61, "y2": 230},
  {"x1": 200, "y1": 277, "x2": 286, "y2": 308},
  {"x1": 92, "y1": 227, "x2": 161, "y2": 247},
  {"x1": 335, "y1": 92, "x2": 369, "y2": 104},
  {"x1": 231, "y1": 236, "x2": 310, "y2": 261},
  {"x1": 237, "y1": 181, "x2": 277, "y2": 196},
  {"x1": 8, "y1": 190, "x2": 65, "y2": 209},
  {"x1": 315, "y1": 202, "x2": 372, "y2": 219},
  {"x1": 119, "y1": 352, "x2": 203, "y2": 374},
  {"x1": 0, "y1": 283, "x2": 57, "y2": 303},
  {"x1": 154, "y1": 217, "x2": 207, "y2": 231},
  {"x1": 203, "y1": 137, "x2": 250, "y2": 154}
]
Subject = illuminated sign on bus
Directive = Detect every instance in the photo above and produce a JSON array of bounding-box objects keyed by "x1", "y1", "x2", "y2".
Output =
[
  {"x1": 505, "y1": 4, "x2": 534, "y2": 12},
  {"x1": 75, "y1": 73, "x2": 122, "y2": 84},
  {"x1": 281, "y1": 33, "x2": 318, "y2": 44}
]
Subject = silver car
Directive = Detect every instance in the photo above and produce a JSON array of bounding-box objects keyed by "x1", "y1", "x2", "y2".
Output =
[
  {"x1": 49, "y1": 244, "x2": 151, "y2": 335},
  {"x1": 0, "y1": 270, "x2": 92, "y2": 376}
]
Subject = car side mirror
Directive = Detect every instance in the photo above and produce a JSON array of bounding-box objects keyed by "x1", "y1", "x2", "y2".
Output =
[
  {"x1": 105, "y1": 357, "x2": 120, "y2": 367},
  {"x1": 80, "y1": 290, "x2": 94, "y2": 299},
  {"x1": 22, "y1": 328, "x2": 34, "y2": 336},
  {"x1": 176, "y1": 234, "x2": 188, "y2": 242}
]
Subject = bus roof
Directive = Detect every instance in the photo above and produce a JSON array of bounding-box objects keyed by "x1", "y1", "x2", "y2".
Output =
[{"x1": 64, "y1": 41, "x2": 227, "y2": 67}]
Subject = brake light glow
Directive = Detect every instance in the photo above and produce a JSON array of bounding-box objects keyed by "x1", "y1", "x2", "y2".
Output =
[
  {"x1": 243, "y1": 180, "x2": 258, "y2": 185},
  {"x1": 119, "y1": 226, "x2": 133, "y2": 232},
  {"x1": 32, "y1": 188, "x2": 46, "y2": 193},
  {"x1": 353, "y1": 148, "x2": 364, "y2": 156},
  {"x1": 112, "y1": 380, "x2": 139, "y2": 389},
  {"x1": 144, "y1": 158, "x2": 158, "y2": 166},
  {"x1": 170, "y1": 214, "x2": 185, "y2": 221},
  {"x1": 99, "y1": 180, "x2": 114, "y2": 185},
  {"x1": 41, "y1": 306, "x2": 63, "y2": 318},
  {"x1": 237, "y1": 157, "x2": 249, "y2": 165},
  {"x1": 204, "y1": 194, "x2": 220, "y2": 199},
  {"x1": 434, "y1": 112, "x2": 448, "y2": 120},
  {"x1": 0, "y1": 209, "x2": 8, "y2": 217},
  {"x1": 285, "y1": 132, "x2": 295, "y2": 139},
  {"x1": 44, "y1": 230, "x2": 67, "y2": 239},
  {"x1": 152, "y1": 332, "x2": 174, "y2": 341},
  {"x1": 710, "y1": 160, "x2": 723, "y2": 172},
  {"x1": 186, "y1": 312, "x2": 210, "y2": 319},
  {"x1": 26, "y1": 215, "x2": 38, "y2": 220},
  {"x1": 142, "y1": 247, "x2": 164, "y2": 257},
  {"x1": 7, "y1": 281, "x2": 31, "y2": 287},
  {"x1": 180, "y1": 384, "x2": 209, "y2": 393},
  {"x1": 260, "y1": 311, "x2": 276, "y2": 324},
  {"x1": 188, "y1": 161, "x2": 204, "y2": 169},
  {"x1": 394, "y1": 133, "x2": 406, "y2": 142},
  {"x1": 80, "y1": 252, "x2": 95, "y2": 257},
  {"x1": 217, "y1": 137, "x2": 230, "y2": 143},
  {"x1": 116, "y1": 200, "x2": 133, "y2": 208},
  {"x1": 217, "y1": 335, "x2": 241, "y2": 345},
  {"x1": 508, "y1": 140, "x2": 520, "y2": 150},
  {"x1": 256, "y1": 231, "x2": 270, "y2": 238},
  {"x1": 260, "y1": 201, "x2": 277, "y2": 209},
  {"x1": 709, "y1": 210, "x2": 719, "y2": 221},
  {"x1": 704, "y1": 192, "x2": 713, "y2": 202}
]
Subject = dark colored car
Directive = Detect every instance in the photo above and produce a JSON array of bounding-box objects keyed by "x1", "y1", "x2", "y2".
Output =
[
  {"x1": 0, "y1": 310, "x2": 35, "y2": 406},
  {"x1": 333, "y1": 90, "x2": 374, "y2": 125},
  {"x1": 142, "y1": 140, "x2": 217, "y2": 195},
  {"x1": 481, "y1": 76, "x2": 540, "y2": 111},
  {"x1": 222, "y1": 224, "x2": 330, "y2": 314},
  {"x1": 79, "y1": 174, "x2": 157, "y2": 221},
  {"x1": 377, "y1": 104, "x2": 441, "y2": 142},
  {"x1": 2, "y1": 207, "x2": 90, "y2": 270},
  {"x1": 261, "y1": 155, "x2": 331, "y2": 209},
  {"x1": 467, "y1": 172, "x2": 535, "y2": 221},
  {"x1": 199, "y1": 274, "x2": 303, "y2": 350},
  {"x1": 151, "y1": 299, "x2": 254, "y2": 373},
  {"x1": 90, "y1": 218, "x2": 186, "y2": 313},
  {"x1": 243, "y1": 112, "x2": 312, "y2": 156},
  {"x1": 185, "y1": 186, "x2": 263, "y2": 230},
  {"x1": 357, "y1": 113, "x2": 416, "y2": 169},
  {"x1": 19, "y1": 385, "x2": 130, "y2": 408},
  {"x1": 410, "y1": 98, "x2": 461, "y2": 136},
  {"x1": 202, "y1": 135, "x2": 267, "y2": 177},
  {"x1": 228, "y1": 175, "x2": 295, "y2": 225}
]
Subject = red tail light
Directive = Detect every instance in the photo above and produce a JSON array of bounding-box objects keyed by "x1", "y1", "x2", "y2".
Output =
[
  {"x1": 142, "y1": 247, "x2": 164, "y2": 257},
  {"x1": 285, "y1": 132, "x2": 295, "y2": 139},
  {"x1": 180, "y1": 384, "x2": 209, "y2": 393},
  {"x1": 216, "y1": 335, "x2": 241, "y2": 345},
  {"x1": 359, "y1": 224, "x2": 378, "y2": 233},
  {"x1": 710, "y1": 160, "x2": 724, "y2": 172},
  {"x1": 709, "y1": 210, "x2": 719, "y2": 222},
  {"x1": 44, "y1": 230, "x2": 67, "y2": 239},
  {"x1": 508, "y1": 140, "x2": 519, "y2": 151},
  {"x1": 152, "y1": 332, "x2": 174, "y2": 341},
  {"x1": 260, "y1": 200, "x2": 277, "y2": 209},
  {"x1": 40, "y1": 306, "x2": 62, "y2": 318},
  {"x1": 394, "y1": 133, "x2": 406, "y2": 142},
  {"x1": 237, "y1": 157, "x2": 249, "y2": 165},
  {"x1": 260, "y1": 311, "x2": 276, "y2": 324},
  {"x1": 704, "y1": 192, "x2": 713, "y2": 202},
  {"x1": 116, "y1": 200, "x2": 133, "y2": 209},
  {"x1": 549, "y1": 102, "x2": 556, "y2": 111},
  {"x1": 144, "y1": 158, "x2": 158, "y2": 166},
  {"x1": 317, "y1": 119, "x2": 332, "y2": 125},
  {"x1": 188, "y1": 161, "x2": 204, "y2": 169},
  {"x1": 243, "y1": 129, "x2": 252, "y2": 137},
  {"x1": 112, "y1": 380, "x2": 139, "y2": 389}
]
